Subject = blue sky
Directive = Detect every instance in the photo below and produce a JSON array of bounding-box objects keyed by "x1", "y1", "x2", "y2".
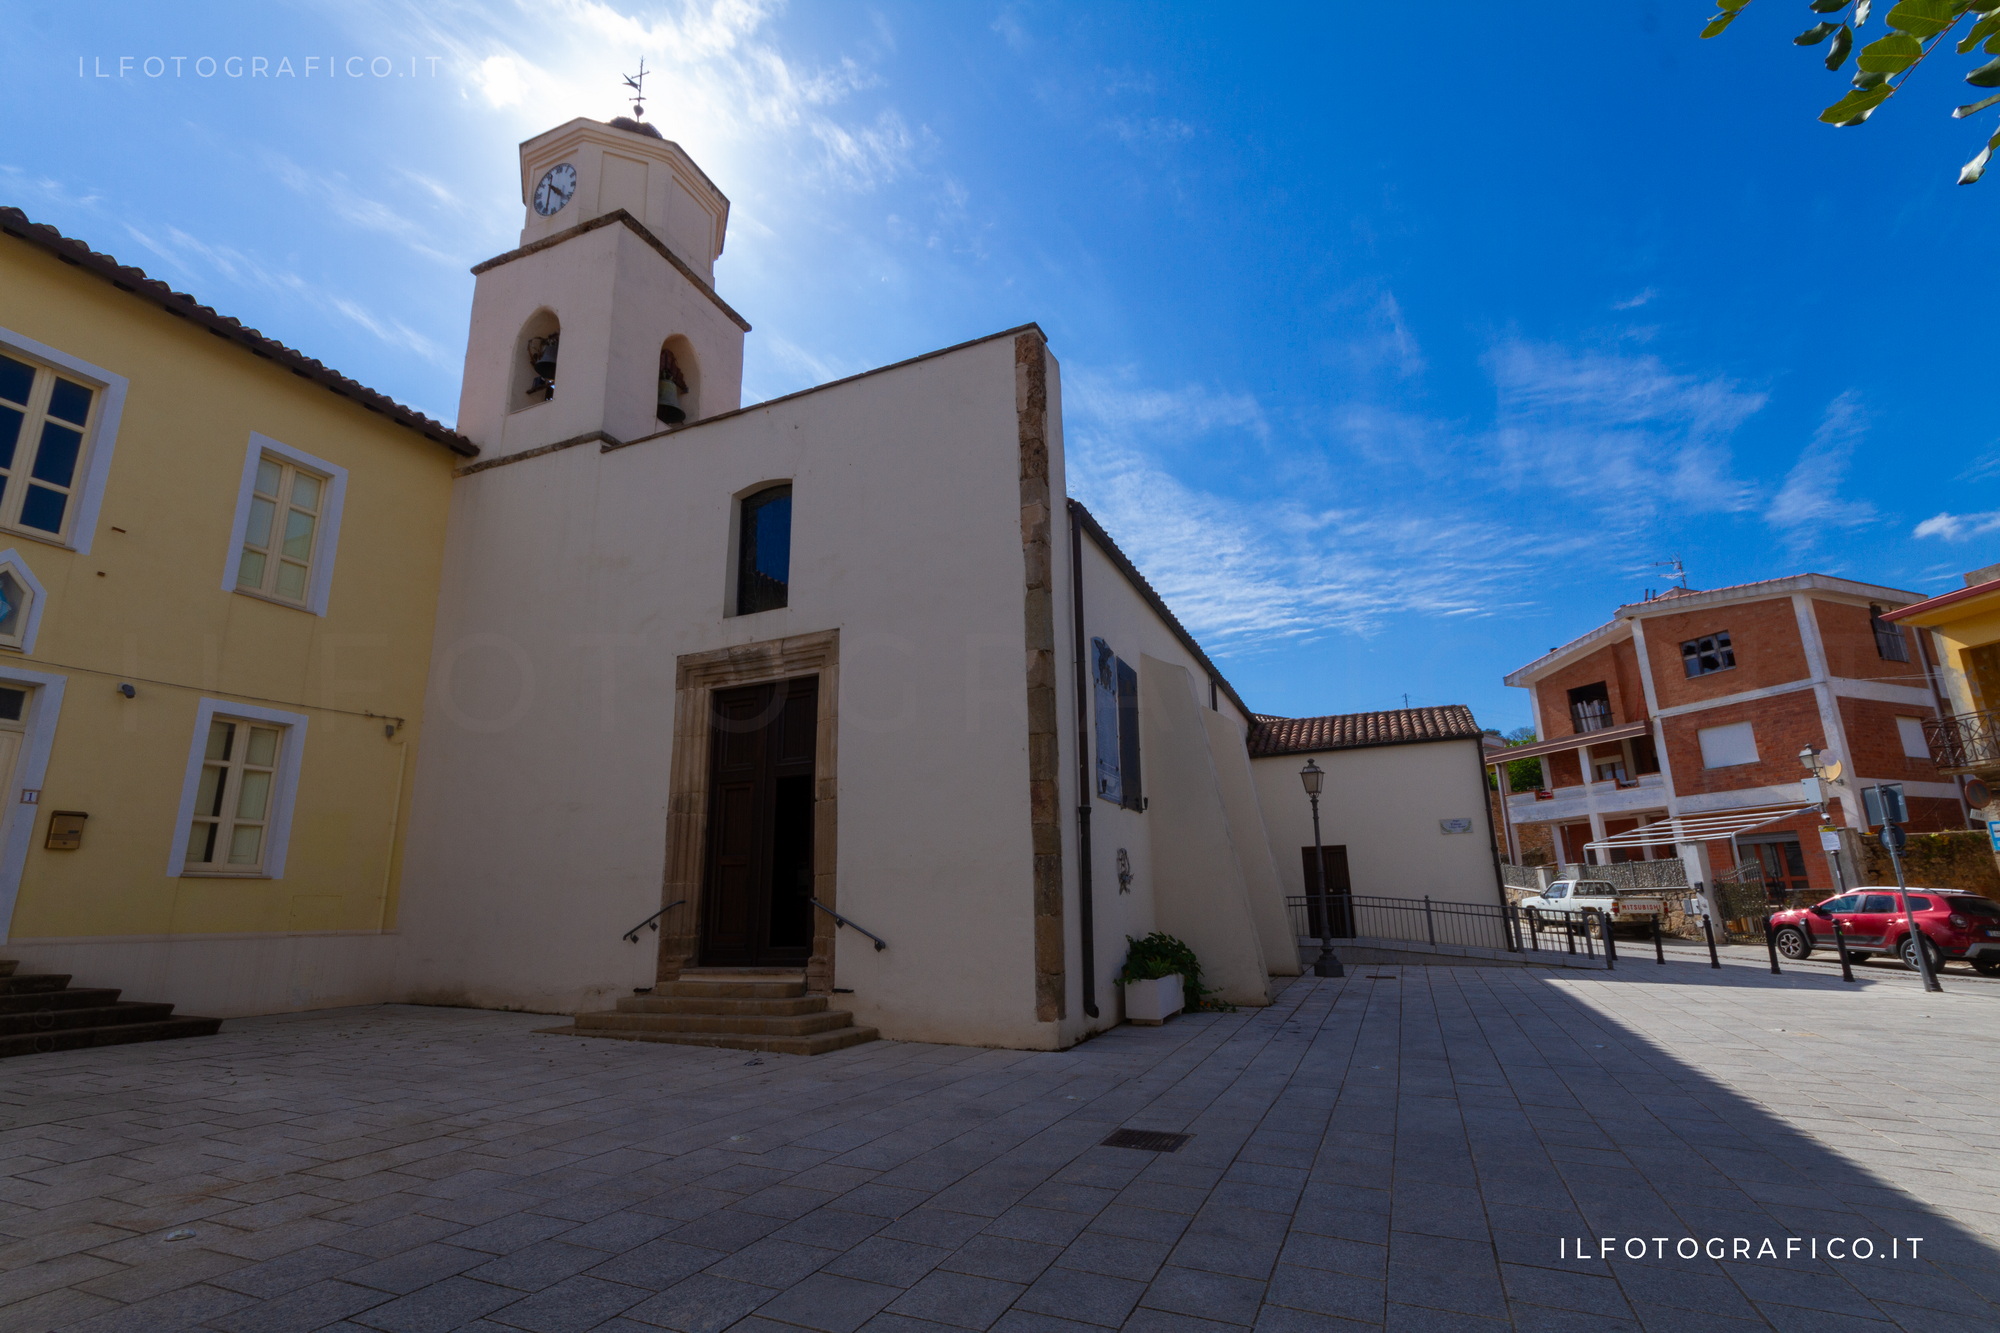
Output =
[{"x1": 4, "y1": 1, "x2": 1994, "y2": 733}]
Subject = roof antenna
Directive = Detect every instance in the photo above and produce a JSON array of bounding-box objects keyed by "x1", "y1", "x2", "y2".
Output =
[
  {"x1": 1651, "y1": 555, "x2": 1688, "y2": 591},
  {"x1": 622, "y1": 58, "x2": 648, "y2": 121}
]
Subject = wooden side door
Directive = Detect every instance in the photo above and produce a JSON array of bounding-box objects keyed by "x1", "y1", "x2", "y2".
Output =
[{"x1": 1299, "y1": 845, "x2": 1353, "y2": 938}]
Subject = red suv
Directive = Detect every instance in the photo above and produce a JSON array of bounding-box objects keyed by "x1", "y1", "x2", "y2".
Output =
[{"x1": 1770, "y1": 888, "x2": 2000, "y2": 975}]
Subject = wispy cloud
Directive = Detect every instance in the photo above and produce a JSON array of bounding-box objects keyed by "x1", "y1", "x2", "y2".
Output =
[
  {"x1": 1612, "y1": 287, "x2": 1657, "y2": 310},
  {"x1": 1485, "y1": 340, "x2": 1762, "y2": 518},
  {"x1": 1066, "y1": 369, "x2": 1269, "y2": 446},
  {"x1": 363, "y1": 0, "x2": 919, "y2": 199},
  {"x1": 1063, "y1": 370, "x2": 1547, "y2": 649},
  {"x1": 1766, "y1": 390, "x2": 1876, "y2": 545},
  {"x1": 1068, "y1": 437, "x2": 1538, "y2": 650},
  {"x1": 120, "y1": 223, "x2": 450, "y2": 366},
  {"x1": 1915, "y1": 510, "x2": 2000, "y2": 541}
]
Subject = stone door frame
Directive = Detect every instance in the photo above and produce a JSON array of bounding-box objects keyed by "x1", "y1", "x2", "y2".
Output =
[{"x1": 656, "y1": 629, "x2": 839, "y2": 992}]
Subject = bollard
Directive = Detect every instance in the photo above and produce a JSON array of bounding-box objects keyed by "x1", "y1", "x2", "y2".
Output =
[
  {"x1": 1701, "y1": 914, "x2": 1720, "y2": 969},
  {"x1": 1831, "y1": 916, "x2": 1855, "y2": 983},
  {"x1": 1652, "y1": 917, "x2": 1665, "y2": 965},
  {"x1": 1763, "y1": 914, "x2": 1782, "y2": 975}
]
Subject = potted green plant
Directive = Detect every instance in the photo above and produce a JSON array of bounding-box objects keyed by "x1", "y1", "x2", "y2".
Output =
[{"x1": 1116, "y1": 932, "x2": 1208, "y2": 1024}]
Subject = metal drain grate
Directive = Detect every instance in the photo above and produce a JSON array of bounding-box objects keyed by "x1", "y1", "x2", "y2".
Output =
[{"x1": 1101, "y1": 1128, "x2": 1191, "y2": 1153}]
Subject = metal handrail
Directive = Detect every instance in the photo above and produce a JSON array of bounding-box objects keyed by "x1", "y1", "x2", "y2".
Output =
[
  {"x1": 811, "y1": 898, "x2": 886, "y2": 950},
  {"x1": 1924, "y1": 709, "x2": 2000, "y2": 773},
  {"x1": 623, "y1": 900, "x2": 686, "y2": 943}
]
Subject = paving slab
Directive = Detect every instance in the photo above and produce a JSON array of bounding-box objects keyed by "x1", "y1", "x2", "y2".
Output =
[{"x1": 4, "y1": 962, "x2": 2000, "y2": 1330}]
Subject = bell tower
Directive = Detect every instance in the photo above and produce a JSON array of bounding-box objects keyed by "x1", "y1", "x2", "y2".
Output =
[{"x1": 455, "y1": 114, "x2": 749, "y2": 459}]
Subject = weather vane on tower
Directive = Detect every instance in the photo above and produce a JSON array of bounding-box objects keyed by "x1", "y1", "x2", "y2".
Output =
[{"x1": 622, "y1": 59, "x2": 648, "y2": 121}]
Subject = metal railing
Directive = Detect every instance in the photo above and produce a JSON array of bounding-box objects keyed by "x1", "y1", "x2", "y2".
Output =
[
  {"x1": 811, "y1": 898, "x2": 886, "y2": 950},
  {"x1": 623, "y1": 900, "x2": 686, "y2": 943},
  {"x1": 1924, "y1": 710, "x2": 2000, "y2": 774},
  {"x1": 1284, "y1": 892, "x2": 1613, "y2": 965}
]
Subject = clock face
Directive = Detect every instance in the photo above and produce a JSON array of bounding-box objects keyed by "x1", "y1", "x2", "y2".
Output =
[{"x1": 533, "y1": 163, "x2": 577, "y2": 217}]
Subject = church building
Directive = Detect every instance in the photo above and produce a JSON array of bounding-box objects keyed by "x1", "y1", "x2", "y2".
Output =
[{"x1": 0, "y1": 113, "x2": 1506, "y2": 1055}]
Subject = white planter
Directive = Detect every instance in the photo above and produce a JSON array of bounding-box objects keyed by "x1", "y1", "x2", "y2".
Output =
[{"x1": 1124, "y1": 974, "x2": 1184, "y2": 1025}]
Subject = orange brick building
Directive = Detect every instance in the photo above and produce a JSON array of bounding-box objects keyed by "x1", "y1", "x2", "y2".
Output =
[{"x1": 1493, "y1": 575, "x2": 1964, "y2": 895}]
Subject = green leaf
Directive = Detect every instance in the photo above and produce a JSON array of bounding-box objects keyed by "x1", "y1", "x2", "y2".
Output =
[
  {"x1": 1828, "y1": 23, "x2": 1856, "y2": 65},
  {"x1": 1701, "y1": 0, "x2": 1754, "y2": 35},
  {"x1": 1857, "y1": 31, "x2": 1923, "y2": 70},
  {"x1": 1821, "y1": 82, "x2": 1896, "y2": 122},
  {"x1": 1954, "y1": 90, "x2": 2000, "y2": 113},
  {"x1": 1853, "y1": 68, "x2": 1891, "y2": 86},
  {"x1": 1811, "y1": 0, "x2": 1848, "y2": 10},
  {"x1": 1959, "y1": 10, "x2": 2000, "y2": 48},
  {"x1": 1796, "y1": 20, "x2": 1842, "y2": 41},
  {"x1": 1959, "y1": 125, "x2": 2000, "y2": 182},
  {"x1": 1884, "y1": 0, "x2": 1971, "y2": 38},
  {"x1": 1970, "y1": 54, "x2": 2000, "y2": 82}
]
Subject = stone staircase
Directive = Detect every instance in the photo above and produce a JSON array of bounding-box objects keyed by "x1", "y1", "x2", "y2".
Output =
[
  {"x1": 542, "y1": 969, "x2": 878, "y2": 1055},
  {"x1": 0, "y1": 959, "x2": 223, "y2": 1059}
]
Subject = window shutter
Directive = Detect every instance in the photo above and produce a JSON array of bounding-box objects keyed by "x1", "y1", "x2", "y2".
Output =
[
  {"x1": 1117, "y1": 658, "x2": 1142, "y2": 811},
  {"x1": 1092, "y1": 638, "x2": 1122, "y2": 804}
]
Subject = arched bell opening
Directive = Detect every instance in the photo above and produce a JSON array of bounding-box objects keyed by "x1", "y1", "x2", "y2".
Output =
[
  {"x1": 657, "y1": 336, "x2": 701, "y2": 425},
  {"x1": 510, "y1": 309, "x2": 562, "y2": 411}
]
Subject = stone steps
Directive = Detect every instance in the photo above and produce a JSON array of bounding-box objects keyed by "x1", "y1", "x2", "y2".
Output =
[
  {"x1": 544, "y1": 970, "x2": 878, "y2": 1056},
  {"x1": 0, "y1": 961, "x2": 222, "y2": 1060}
]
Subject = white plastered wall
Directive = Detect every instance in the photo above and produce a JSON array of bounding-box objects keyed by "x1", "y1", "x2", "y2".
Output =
[
  {"x1": 1137, "y1": 654, "x2": 1270, "y2": 1007},
  {"x1": 1252, "y1": 738, "x2": 1505, "y2": 911},
  {"x1": 399, "y1": 333, "x2": 1051, "y2": 1045},
  {"x1": 1203, "y1": 708, "x2": 1298, "y2": 976}
]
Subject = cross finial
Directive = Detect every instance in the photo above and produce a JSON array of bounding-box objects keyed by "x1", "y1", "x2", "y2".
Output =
[{"x1": 621, "y1": 59, "x2": 649, "y2": 120}]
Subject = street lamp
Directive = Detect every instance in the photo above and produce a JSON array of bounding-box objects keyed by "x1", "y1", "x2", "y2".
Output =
[{"x1": 1299, "y1": 759, "x2": 1344, "y2": 978}]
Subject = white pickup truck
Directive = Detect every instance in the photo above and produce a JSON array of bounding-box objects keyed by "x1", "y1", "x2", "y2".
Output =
[{"x1": 1517, "y1": 880, "x2": 1668, "y2": 928}]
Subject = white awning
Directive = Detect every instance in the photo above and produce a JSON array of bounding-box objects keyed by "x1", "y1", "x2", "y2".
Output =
[{"x1": 1582, "y1": 806, "x2": 1816, "y2": 852}]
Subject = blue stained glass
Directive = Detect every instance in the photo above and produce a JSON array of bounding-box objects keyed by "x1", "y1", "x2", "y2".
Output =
[
  {"x1": 20, "y1": 485, "x2": 66, "y2": 533},
  {"x1": 0, "y1": 583, "x2": 14, "y2": 630},
  {"x1": 47, "y1": 379, "x2": 92, "y2": 426},
  {"x1": 753, "y1": 494, "x2": 791, "y2": 582},
  {"x1": 0, "y1": 406, "x2": 20, "y2": 470},
  {"x1": 32, "y1": 422, "x2": 80, "y2": 487},
  {"x1": 0, "y1": 356, "x2": 30, "y2": 407}
]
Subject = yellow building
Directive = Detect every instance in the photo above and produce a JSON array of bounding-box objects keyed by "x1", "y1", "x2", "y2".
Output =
[
  {"x1": 0, "y1": 207, "x2": 470, "y2": 1016},
  {"x1": 1883, "y1": 561, "x2": 2000, "y2": 793}
]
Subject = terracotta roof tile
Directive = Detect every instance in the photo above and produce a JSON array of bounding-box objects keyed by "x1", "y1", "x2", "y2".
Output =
[
  {"x1": 1247, "y1": 705, "x2": 1483, "y2": 757},
  {"x1": 1, "y1": 206, "x2": 476, "y2": 457}
]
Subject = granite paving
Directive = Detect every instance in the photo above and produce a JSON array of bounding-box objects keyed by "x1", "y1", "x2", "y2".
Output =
[{"x1": 4, "y1": 959, "x2": 1999, "y2": 1331}]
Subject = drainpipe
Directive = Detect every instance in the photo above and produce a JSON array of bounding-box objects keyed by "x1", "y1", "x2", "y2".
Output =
[{"x1": 1068, "y1": 502, "x2": 1099, "y2": 1018}]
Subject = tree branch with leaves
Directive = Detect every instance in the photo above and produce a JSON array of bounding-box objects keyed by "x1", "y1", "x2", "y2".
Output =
[{"x1": 1703, "y1": 0, "x2": 2000, "y2": 182}]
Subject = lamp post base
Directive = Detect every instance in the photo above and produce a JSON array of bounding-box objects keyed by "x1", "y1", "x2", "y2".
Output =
[{"x1": 1313, "y1": 950, "x2": 1344, "y2": 978}]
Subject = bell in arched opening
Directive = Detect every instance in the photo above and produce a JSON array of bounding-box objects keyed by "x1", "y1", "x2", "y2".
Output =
[
  {"x1": 657, "y1": 346, "x2": 690, "y2": 424},
  {"x1": 525, "y1": 331, "x2": 560, "y2": 401}
]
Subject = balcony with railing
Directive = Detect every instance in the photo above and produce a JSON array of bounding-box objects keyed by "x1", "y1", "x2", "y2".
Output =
[{"x1": 1924, "y1": 710, "x2": 2000, "y2": 774}]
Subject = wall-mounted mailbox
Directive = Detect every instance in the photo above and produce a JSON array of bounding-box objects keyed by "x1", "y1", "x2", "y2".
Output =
[{"x1": 45, "y1": 811, "x2": 87, "y2": 850}]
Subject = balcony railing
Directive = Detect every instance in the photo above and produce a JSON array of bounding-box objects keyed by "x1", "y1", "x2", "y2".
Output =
[{"x1": 1924, "y1": 710, "x2": 2000, "y2": 773}]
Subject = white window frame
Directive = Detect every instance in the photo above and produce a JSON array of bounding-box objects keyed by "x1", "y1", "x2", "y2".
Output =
[
  {"x1": 221, "y1": 433, "x2": 347, "y2": 616},
  {"x1": 1897, "y1": 716, "x2": 1931, "y2": 760},
  {"x1": 0, "y1": 326, "x2": 127, "y2": 556},
  {"x1": 0, "y1": 550, "x2": 47, "y2": 655},
  {"x1": 1697, "y1": 720, "x2": 1759, "y2": 769},
  {"x1": 0, "y1": 666, "x2": 67, "y2": 943},
  {"x1": 168, "y1": 698, "x2": 308, "y2": 879}
]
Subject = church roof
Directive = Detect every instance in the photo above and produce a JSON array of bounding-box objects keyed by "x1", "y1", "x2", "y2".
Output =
[
  {"x1": 0, "y1": 206, "x2": 477, "y2": 457},
  {"x1": 1247, "y1": 705, "x2": 1483, "y2": 757}
]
